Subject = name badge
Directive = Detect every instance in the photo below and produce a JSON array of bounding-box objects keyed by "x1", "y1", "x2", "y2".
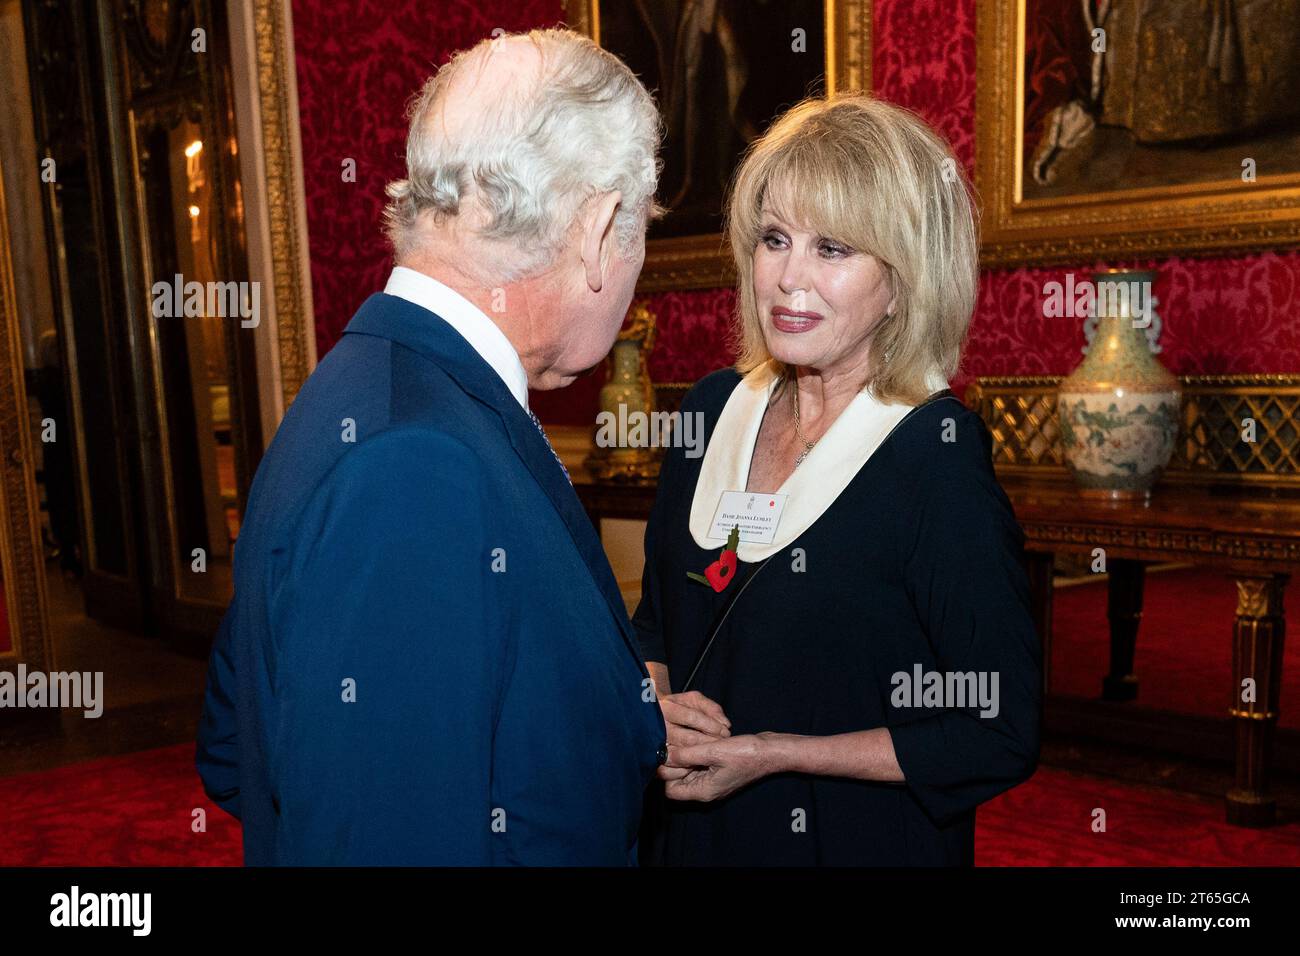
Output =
[{"x1": 708, "y1": 490, "x2": 789, "y2": 545}]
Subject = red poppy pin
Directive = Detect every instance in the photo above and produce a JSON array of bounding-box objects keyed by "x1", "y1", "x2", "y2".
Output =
[{"x1": 687, "y1": 525, "x2": 740, "y2": 593}]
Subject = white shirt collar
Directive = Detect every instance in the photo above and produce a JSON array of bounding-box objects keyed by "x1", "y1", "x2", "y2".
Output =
[
  {"x1": 688, "y1": 361, "x2": 949, "y2": 562},
  {"x1": 383, "y1": 266, "x2": 530, "y2": 410}
]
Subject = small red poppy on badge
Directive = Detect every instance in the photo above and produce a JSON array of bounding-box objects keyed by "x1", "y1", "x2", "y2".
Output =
[{"x1": 687, "y1": 525, "x2": 740, "y2": 593}]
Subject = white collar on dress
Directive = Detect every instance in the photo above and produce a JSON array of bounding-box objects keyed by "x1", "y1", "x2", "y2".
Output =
[
  {"x1": 688, "y1": 361, "x2": 950, "y2": 562},
  {"x1": 384, "y1": 265, "x2": 530, "y2": 410}
]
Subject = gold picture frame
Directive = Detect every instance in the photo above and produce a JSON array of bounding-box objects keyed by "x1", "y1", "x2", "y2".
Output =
[
  {"x1": 976, "y1": 0, "x2": 1300, "y2": 267},
  {"x1": 564, "y1": 0, "x2": 873, "y2": 292}
]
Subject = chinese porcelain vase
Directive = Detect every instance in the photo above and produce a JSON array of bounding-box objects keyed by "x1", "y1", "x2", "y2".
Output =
[{"x1": 1057, "y1": 270, "x2": 1182, "y2": 500}]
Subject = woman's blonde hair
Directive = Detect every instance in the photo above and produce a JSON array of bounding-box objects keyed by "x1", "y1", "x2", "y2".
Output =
[{"x1": 724, "y1": 93, "x2": 979, "y2": 405}]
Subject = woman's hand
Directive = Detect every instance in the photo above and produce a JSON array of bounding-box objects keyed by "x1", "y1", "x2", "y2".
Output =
[
  {"x1": 658, "y1": 690, "x2": 732, "y2": 764},
  {"x1": 660, "y1": 732, "x2": 784, "y2": 802}
]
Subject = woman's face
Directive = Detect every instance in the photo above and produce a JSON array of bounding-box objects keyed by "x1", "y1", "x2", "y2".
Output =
[{"x1": 751, "y1": 199, "x2": 896, "y2": 380}]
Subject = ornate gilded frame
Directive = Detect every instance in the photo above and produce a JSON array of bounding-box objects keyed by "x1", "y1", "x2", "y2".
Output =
[
  {"x1": 0, "y1": 163, "x2": 52, "y2": 674},
  {"x1": 229, "y1": 0, "x2": 316, "y2": 431},
  {"x1": 976, "y1": 0, "x2": 1300, "y2": 267},
  {"x1": 564, "y1": 0, "x2": 873, "y2": 292}
]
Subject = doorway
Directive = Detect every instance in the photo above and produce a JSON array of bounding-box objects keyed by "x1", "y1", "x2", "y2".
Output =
[{"x1": 9, "y1": 0, "x2": 263, "y2": 657}]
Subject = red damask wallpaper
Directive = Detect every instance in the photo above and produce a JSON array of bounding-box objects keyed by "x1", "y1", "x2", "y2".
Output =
[
  {"x1": 290, "y1": 0, "x2": 562, "y2": 357},
  {"x1": 291, "y1": 0, "x2": 1299, "y2": 425},
  {"x1": 872, "y1": 0, "x2": 1300, "y2": 400}
]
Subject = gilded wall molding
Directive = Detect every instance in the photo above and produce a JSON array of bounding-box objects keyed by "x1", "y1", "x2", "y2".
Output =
[
  {"x1": 0, "y1": 162, "x2": 52, "y2": 672},
  {"x1": 232, "y1": 0, "x2": 317, "y2": 435}
]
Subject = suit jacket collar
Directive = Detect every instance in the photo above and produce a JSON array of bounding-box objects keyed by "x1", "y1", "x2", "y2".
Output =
[
  {"x1": 382, "y1": 266, "x2": 530, "y2": 410},
  {"x1": 342, "y1": 293, "x2": 645, "y2": 673}
]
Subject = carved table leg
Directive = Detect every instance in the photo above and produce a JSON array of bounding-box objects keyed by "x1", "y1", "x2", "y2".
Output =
[
  {"x1": 1226, "y1": 573, "x2": 1288, "y2": 828},
  {"x1": 1102, "y1": 559, "x2": 1145, "y2": 701},
  {"x1": 1024, "y1": 551, "x2": 1055, "y2": 693}
]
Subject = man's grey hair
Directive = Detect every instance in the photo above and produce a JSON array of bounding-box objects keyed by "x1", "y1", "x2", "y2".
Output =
[{"x1": 384, "y1": 28, "x2": 664, "y2": 281}]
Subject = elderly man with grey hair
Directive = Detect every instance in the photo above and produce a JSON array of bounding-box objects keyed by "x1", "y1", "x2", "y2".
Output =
[{"x1": 196, "y1": 28, "x2": 669, "y2": 865}]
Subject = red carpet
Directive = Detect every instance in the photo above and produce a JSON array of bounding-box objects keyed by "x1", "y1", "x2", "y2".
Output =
[
  {"x1": 5, "y1": 569, "x2": 1298, "y2": 866},
  {"x1": 1050, "y1": 568, "x2": 1300, "y2": 729},
  {"x1": 979, "y1": 766, "x2": 1300, "y2": 865},
  {"x1": 0, "y1": 744, "x2": 242, "y2": 866},
  {"x1": 3, "y1": 742, "x2": 1299, "y2": 865}
]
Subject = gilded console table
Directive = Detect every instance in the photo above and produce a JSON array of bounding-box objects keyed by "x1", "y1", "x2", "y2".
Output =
[{"x1": 968, "y1": 374, "x2": 1300, "y2": 827}]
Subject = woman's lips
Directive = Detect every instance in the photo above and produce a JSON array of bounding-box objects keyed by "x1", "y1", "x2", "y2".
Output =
[{"x1": 771, "y1": 308, "x2": 823, "y2": 333}]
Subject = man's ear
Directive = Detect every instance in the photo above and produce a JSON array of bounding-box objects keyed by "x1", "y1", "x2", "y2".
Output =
[{"x1": 581, "y1": 190, "x2": 623, "y2": 293}]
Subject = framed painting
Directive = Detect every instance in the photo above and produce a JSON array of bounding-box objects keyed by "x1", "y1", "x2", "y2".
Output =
[
  {"x1": 564, "y1": 0, "x2": 873, "y2": 292},
  {"x1": 977, "y1": 0, "x2": 1300, "y2": 267}
]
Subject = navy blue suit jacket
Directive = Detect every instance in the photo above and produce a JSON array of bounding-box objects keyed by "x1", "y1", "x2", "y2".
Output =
[{"x1": 196, "y1": 292, "x2": 666, "y2": 865}]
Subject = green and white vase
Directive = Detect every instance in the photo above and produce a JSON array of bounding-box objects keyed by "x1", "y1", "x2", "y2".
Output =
[{"x1": 1057, "y1": 270, "x2": 1182, "y2": 499}]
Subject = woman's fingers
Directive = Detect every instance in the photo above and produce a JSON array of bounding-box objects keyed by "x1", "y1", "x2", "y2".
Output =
[
  {"x1": 667, "y1": 725, "x2": 718, "y2": 749},
  {"x1": 662, "y1": 733, "x2": 717, "y2": 768},
  {"x1": 674, "y1": 691, "x2": 731, "y2": 727},
  {"x1": 668, "y1": 742, "x2": 720, "y2": 770},
  {"x1": 664, "y1": 768, "x2": 717, "y2": 801},
  {"x1": 657, "y1": 763, "x2": 692, "y2": 780},
  {"x1": 661, "y1": 696, "x2": 730, "y2": 737}
]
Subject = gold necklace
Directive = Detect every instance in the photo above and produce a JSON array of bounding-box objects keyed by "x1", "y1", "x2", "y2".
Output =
[{"x1": 790, "y1": 381, "x2": 816, "y2": 467}]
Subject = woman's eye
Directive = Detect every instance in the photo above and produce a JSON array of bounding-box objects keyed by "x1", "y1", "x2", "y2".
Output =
[
  {"x1": 761, "y1": 232, "x2": 785, "y2": 249},
  {"x1": 819, "y1": 241, "x2": 850, "y2": 258}
]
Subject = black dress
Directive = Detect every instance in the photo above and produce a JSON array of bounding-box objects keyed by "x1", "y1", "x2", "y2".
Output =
[{"x1": 634, "y1": 368, "x2": 1042, "y2": 866}]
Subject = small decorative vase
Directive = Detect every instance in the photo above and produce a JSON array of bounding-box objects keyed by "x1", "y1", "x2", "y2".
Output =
[
  {"x1": 1057, "y1": 270, "x2": 1181, "y2": 500},
  {"x1": 585, "y1": 302, "x2": 661, "y2": 481}
]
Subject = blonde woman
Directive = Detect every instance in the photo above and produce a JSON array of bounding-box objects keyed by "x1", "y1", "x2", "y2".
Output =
[{"x1": 635, "y1": 94, "x2": 1041, "y2": 866}]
